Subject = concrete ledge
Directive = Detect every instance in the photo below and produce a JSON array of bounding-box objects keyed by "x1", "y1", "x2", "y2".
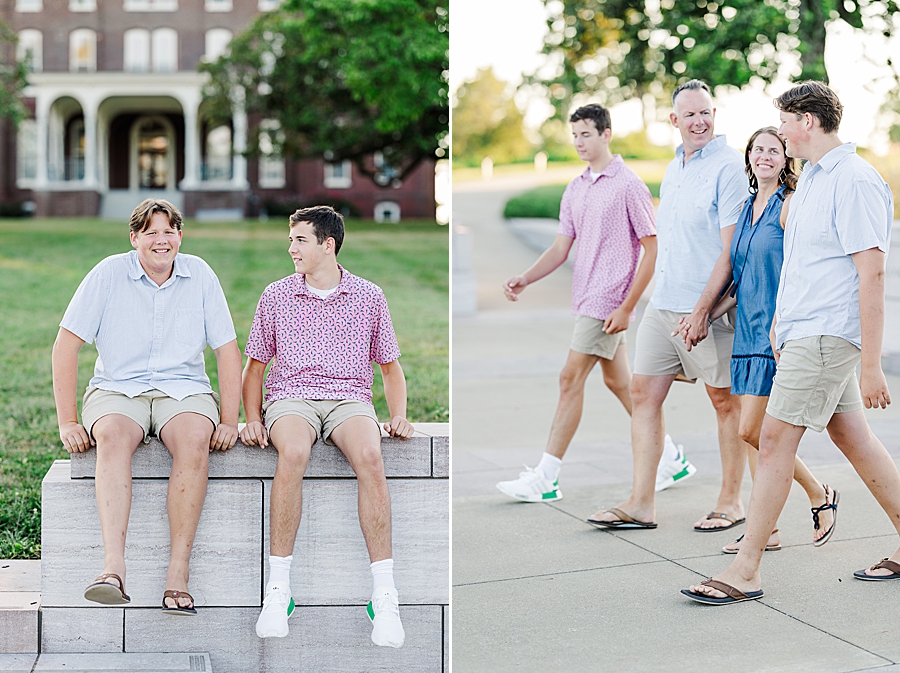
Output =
[
  {"x1": 70, "y1": 424, "x2": 449, "y2": 480},
  {"x1": 0, "y1": 654, "x2": 37, "y2": 672},
  {"x1": 42, "y1": 462, "x2": 262, "y2": 608},
  {"x1": 41, "y1": 607, "x2": 123, "y2": 653},
  {"x1": 35, "y1": 652, "x2": 211, "y2": 671},
  {"x1": 0, "y1": 561, "x2": 40, "y2": 654}
]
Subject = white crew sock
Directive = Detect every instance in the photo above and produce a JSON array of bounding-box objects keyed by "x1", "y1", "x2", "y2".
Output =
[
  {"x1": 371, "y1": 558, "x2": 396, "y2": 593},
  {"x1": 662, "y1": 434, "x2": 680, "y2": 462},
  {"x1": 536, "y1": 452, "x2": 562, "y2": 482},
  {"x1": 268, "y1": 555, "x2": 293, "y2": 589}
]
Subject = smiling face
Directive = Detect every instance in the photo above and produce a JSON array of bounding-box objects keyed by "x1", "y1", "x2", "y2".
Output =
[
  {"x1": 778, "y1": 110, "x2": 810, "y2": 159},
  {"x1": 288, "y1": 220, "x2": 331, "y2": 276},
  {"x1": 130, "y1": 211, "x2": 182, "y2": 279},
  {"x1": 670, "y1": 88, "x2": 715, "y2": 156},
  {"x1": 747, "y1": 132, "x2": 787, "y2": 184},
  {"x1": 571, "y1": 118, "x2": 610, "y2": 164}
]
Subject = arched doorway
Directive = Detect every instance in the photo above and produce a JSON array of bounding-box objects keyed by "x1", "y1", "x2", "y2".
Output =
[{"x1": 129, "y1": 116, "x2": 176, "y2": 190}]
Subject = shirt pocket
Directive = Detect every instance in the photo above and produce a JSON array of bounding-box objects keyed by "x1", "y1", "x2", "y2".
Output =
[{"x1": 176, "y1": 309, "x2": 205, "y2": 351}]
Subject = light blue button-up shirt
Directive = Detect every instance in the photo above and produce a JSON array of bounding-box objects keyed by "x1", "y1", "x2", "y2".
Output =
[
  {"x1": 651, "y1": 135, "x2": 748, "y2": 312},
  {"x1": 775, "y1": 143, "x2": 893, "y2": 349},
  {"x1": 60, "y1": 251, "x2": 237, "y2": 400}
]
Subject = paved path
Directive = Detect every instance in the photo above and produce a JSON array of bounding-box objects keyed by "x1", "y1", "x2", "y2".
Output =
[{"x1": 452, "y1": 169, "x2": 900, "y2": 673}]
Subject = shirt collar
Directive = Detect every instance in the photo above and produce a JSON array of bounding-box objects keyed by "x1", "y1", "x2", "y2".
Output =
[
  {"x1": 675, "y1": 134, "x2": 728, "y2": 162},
  {"x1": 815, "y1": 142, "x2": 856, "y2": 173},
  {"x1": 295, "y1": 263, "x2": 354, "y2": 296},
  {"x1": 581, "y1": 154, "x2": 624, "y2": 183},
  {"x1": 127, "y1": 250, "x2": 190, "y2": 281}
]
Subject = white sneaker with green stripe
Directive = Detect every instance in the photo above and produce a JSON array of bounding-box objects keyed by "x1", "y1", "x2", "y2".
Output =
[
  {"x1": 256, "y1": 583, "x2": 295, "y2": 638},
  {"x1": 655, "y1": 436, "x2": 697, "y2": 492},
  {"x1": 368, "y1": 588, "x2": 405, "y2": 647},
  {"x1": 496, "y1": 466, "x2": 562, "y2": 502}
]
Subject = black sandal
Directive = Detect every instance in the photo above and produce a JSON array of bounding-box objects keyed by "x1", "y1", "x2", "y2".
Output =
[{"x1": 811, "y1": 485, "x2": 839, "y2": 548}]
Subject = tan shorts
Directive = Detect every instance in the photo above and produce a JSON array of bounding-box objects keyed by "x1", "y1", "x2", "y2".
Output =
[
  {"x1": 82, "y1": 387, "x2": 219, "y2": 442},
  {"x1": 570, "y1": 315, "x2": 627, "y2": 360},
  {"x1": 766, "y1": 336, "x2": 863, "y2": 432},
  {"x1": 633, "y1": 303, "x2": 734, "y2": 388},
  {"x1": 262, "y1": 398, "x2": 380, "y2": 446}
]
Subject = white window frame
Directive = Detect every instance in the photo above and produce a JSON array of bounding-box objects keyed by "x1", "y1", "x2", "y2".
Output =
[
  {"x1": 374, "y1": 201, "x2": 401, "y2": 223},
  {"x1": 151, "y1": 28, "x2": 178, "y2": 72},
  {"x1": 17, "y1": 30, "x2": 43, "y2": 73},
  {"x1": 123, "y1": 28, "x2": 151, "y2": 72},
  {"x1": 204, "y1": 0, "x2": 232, "y2": 11},
  {"x1": 17, "y1": 119, "x2": 37, "y2": 187},
  {"x1": 258, "y1": 0, "x2": 280, "y2": 9},
  {"x1": 324, "y1": 159, "x2": 352, "y2": 189},
  {"x1": 15, "y1": 0, "x2": 42, "y2": 12},
  {"x1": 69, "y1": 28, "x2": 97, "y2": 73},
  {"x1": 69, "y1": 0, "x2": 97, "y2": 11},
  {"x1": 258, "y1": 119, "x2": 285, "y2": 189},
  {"x1": 124, "y1": 0, "x2": 178, "y2": 11},
  {"x1": 203, "y1": 28, "x2": 232, "y2": 62}
]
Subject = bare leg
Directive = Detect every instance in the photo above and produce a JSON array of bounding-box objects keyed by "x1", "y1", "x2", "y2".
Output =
[
  {"x1": 597, "y1": 345, "x2": 633, "y2": 415},
  {"x1": 826, "y1": 411, "x2": 900, "y2": 575},
  {"x1": 690, "y1": 414, "x2": 805, "y2": 598},
  {"x1": 267, "y1": 416, "x2": 317, "y2": 556},
  {"x1": 693, "y1": 386, "x2": 745, "y2": 529},
  {"x1": 589, "y1": 373, "x2": 675, "y2": 523},
  {"x1": 92, "y1": 414, "x2": 144, "y2": 590},
  {"x1": 545, "y1": 350, "x2": 601, "y2": 459},
  {"x1": 159, "y1": 412, "x2": 214, "y2": 609},
  {"x1": 330, "y1": 416, "x2": 392, "y2": 562}
]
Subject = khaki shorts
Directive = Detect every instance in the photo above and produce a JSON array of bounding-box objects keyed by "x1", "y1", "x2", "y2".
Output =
[
  {"x1": 263, "y1": 398, "x2": 380, "y2": 445},
  {"x1": 82, "y1": 387, "x2": 219, "y2": 442},
  {"x1": 570, "y1": 315, "x2": 627, "y2": 360},
  {"x1": 633, "y1": 303, "x2": 734, "y2": 388},
  {"x1": 767, "y1": 336, "x2": 863, "y2": 432}
]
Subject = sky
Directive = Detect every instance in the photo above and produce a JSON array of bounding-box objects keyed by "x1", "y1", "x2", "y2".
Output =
[{"x1": 450, "y1": 0, "x2": 900, "y2": 154}]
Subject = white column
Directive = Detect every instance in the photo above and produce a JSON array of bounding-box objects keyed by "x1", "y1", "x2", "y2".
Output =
[
  {"x1": 34, "y1": 94, "x2": 49, "y2": 188},
  {"x1": 179, "y1": 94, "x2": 200, "y2": 189},
  {"x1": 231, "y1": 86, "x2": 249, "y2": 189},
  {"x1": 82, "y1": 98, "x2": 98, "y2": 188}
]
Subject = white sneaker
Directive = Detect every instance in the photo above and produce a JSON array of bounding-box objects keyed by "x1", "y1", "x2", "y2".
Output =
[
  {"x1": 256, "y1": 583, "x2": 294, "y2": 638},
  {"x1": 655, "y1": 435, "x2": 697, "y2": 492},
  {"x1": 368, "y1": 588, "x2": 405, "y2": 648},
  {"x1": 496, "y1": 466, "x2": 562, "y2": 502}
]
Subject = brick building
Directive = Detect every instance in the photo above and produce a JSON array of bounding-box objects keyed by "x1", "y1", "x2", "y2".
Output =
[{"x1": 0, "y1": 0, "x2": 437, "y2": 220}]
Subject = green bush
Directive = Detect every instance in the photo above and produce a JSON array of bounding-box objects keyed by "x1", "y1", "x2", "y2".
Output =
[{"x1": 504, "y1": 180, "x2": 660, "y2": 219}]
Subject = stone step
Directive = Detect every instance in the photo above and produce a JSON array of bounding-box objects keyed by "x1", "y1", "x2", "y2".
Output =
[
  {"x1": 35, "y1": 652, "x2": 211, "y2": 672},
  {"x1": 0, "y1": 561, "x2": 40, "y2": 654},
  {"x1": 70, "y1": 425, "x2": 449, "y2": 480},
  {"x1": 0, "y1": 654, "x2": 37, "y2": 672}
]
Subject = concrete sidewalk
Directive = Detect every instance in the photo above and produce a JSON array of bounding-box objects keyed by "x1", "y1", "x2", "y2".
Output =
[{"x1": 452, "y1": 170, "x2": 900, "y2": 673}]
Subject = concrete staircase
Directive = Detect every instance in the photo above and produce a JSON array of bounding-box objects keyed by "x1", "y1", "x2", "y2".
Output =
[{"x1": 12, "y1": 423, "x2": 448, "y2": 672}]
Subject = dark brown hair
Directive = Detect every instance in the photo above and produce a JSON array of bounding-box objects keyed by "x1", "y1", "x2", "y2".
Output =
[
  {"x1": 773, "y1": 81, "x2": 842, "y2": 134},
  {"x1": 569, "y1": 104, "x2": 611, "y2": 133},
  {"x1": 744, "y1": 127, "x2": 800, "y2": 193},
  {"x1": 290, "y1": 205, "x2": 345, "y2": 256},
  {"x1": 129, "y1": 198, "x2": 183, "y2": 234}
]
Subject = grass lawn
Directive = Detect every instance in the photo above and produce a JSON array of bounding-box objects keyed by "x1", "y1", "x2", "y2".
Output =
[
  {"x1": 504, "y1": 174, "x2": 663, "y2": 219},
  {"x1": 0, "y1": 216, "x2": 448, "y2": 559}
]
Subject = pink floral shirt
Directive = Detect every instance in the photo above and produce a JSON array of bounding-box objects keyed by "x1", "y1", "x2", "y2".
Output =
[
  {"x1": 245, "y1": 267, "x2": 401, "y2": 405},
  {"x1": 558, "y1": 156, "x2": 656, "y2": 321}
]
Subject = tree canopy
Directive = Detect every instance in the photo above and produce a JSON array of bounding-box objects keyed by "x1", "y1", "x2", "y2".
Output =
[
  {"x1": 0, "y1": 21, "x2": 28, "y2": 128},
  {"x1": 201, "y1": 0, "x2": 448, "y2": 185},
  {"x1": 533, "y1": 0, "x2": 900, "y2": 124}
]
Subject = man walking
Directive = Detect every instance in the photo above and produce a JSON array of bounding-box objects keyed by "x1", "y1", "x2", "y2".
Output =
[
  {"x1": 52, "y1": 198, "x2": 242, "y2": 615},
  {"x1": 684, "y1": 81, "x2": 900, "y2": 604},
  {"x1": 588, "y1": 80, "x2": 749, "y2": 530},
  {"x1": 241, "y1": 206, "x2": 412, "y2": 647},
  {"x1": 496, "y1": 103, "x2": 688, "y2": 503}
]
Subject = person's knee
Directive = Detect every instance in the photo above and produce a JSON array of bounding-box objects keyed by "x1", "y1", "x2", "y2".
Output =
[
  {"x1": 558, "y1": 364, "x2": 587, "y2": 397},
  {"x1": 708, "y1": 389, "x2": 737, "y2": 416},
  {"x1": 603, "y1": 369, "x2": 630, "y2": 397},
  {"x1": 630, "y1": 378, "x2": 663, "y2": 409},
  {"x1": 353, "y1": 442, "x2": 385, "y2": 479},
  {"x1": 738, "y1": 419, "x2": 760, "y2": 448},
  {"x1": 276, "y1": 441, "x2": 311, "y2": 474}
]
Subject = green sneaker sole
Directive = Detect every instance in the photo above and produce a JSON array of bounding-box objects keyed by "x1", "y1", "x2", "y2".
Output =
[{"x1": 367, "y1": 601, "x2": 375, "y2": 622}]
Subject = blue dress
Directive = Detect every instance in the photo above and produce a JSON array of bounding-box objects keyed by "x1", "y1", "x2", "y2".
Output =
[{"x1": 729, "y1": 185, "x2": 786, "y2": 396}]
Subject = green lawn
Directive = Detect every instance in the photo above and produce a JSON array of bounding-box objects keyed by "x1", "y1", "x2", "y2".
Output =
[
  {"x1": 504, "y1": 178, "x2": 662, "y2": 219},
  {"x1": 0, "y1": 217, "x2": 448, "y2": 559}
]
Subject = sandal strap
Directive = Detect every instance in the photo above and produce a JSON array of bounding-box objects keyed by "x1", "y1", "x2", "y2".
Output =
[
  {"x1": 705, "y1": 511, "x2": 735, "y2": 523},
  {"x1": 810, "y1": 486, "x2": 837, "y2": 530},
  {"x1": 94, "y1": 573, "x2": 125, "y2": 592},
  {"x1": 606, "y1": 507, "x2": 635, "y2": 524},
  {"x1": 872, "y1": 558, "x2": 900, "y2": 575},
  {"x1": 162, "y1": 589, "x2": 195, "y2": 609},
  {"x1": 700, "y1": 578, "x2": 749, "y2": 600}
]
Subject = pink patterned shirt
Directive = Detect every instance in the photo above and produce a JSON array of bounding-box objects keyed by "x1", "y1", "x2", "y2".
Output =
[
  {"x1": 244, "y1": 266, "x2": 401, "y2": 405},
  {"x1": 558, "y1": 156, "x2": 656, "y2": 321}
]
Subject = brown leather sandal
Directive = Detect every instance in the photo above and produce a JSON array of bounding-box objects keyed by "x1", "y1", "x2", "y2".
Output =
[
  {"x1": 161, "y1": 589, "x2": 197, "y2": 615},
  {"x1": 84, "y1": 573, "x2": 131, "y2": 605},
  {"x1": 853, "y1": 558, "x2": 900, "y2": 581}
]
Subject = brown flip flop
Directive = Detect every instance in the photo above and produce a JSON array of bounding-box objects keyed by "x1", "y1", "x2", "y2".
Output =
[
  {"x1": 162, "y1": 589, "x2": 197, "y2": 615},
  {"x1": 84, "y1": 573, "x2": 131, "y2": 605},
  {"x1": 694, "y1": 511, "x2": 745, "y2": 532}
]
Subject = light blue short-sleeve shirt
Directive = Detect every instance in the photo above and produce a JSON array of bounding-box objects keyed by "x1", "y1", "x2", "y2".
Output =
[
  {"x1": 651, "y1": 135, "x2": 748, "y2": 312},
  {"x1": 60, "y1": 251, "x2": 237, "y2": 400},
  {"x1": 775, "y1": 143, "x2": 893, "y2": 349}
]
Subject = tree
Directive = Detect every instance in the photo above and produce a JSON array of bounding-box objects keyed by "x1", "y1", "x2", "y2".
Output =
[
  {"x1": 452, "y1": 68, "x2": 535, "y2": 166},
  {"x1": 534, "y1": 0, "x2": 900, "y2": 126},
  {"x1": 0, "y1": 20, "x2": 28, "y2": 128},
  {"x1": 201, "y1": 0, "x2": 448, "y2": 185}
]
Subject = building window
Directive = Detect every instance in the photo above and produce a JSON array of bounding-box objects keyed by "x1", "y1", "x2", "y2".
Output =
[
  {"x1": 17, "y1": 30, "x2": 42, "y2": 72},
  {"x1": 124, "y1": 0, "x2": 177, "y2": 11},
  {"x1": 69, "y1": 0, "x2": 97, "y2": 11},
  {"x1": 205, "y1": 0, "x2": 231, "y2": 11},
  {"x1": 324, "y1": 159, "x2": 352, "y2": 189},
  {"x1": 204, "y1": 28, "x2": 232, "y2": 62},
  {"x1": 17, "y1": 119, "x2": 37, "y2": 185},
  {"x1": 15, "y1": 0, "x2": 42, "y2": 12},
  {"x1": 202, "y1": 125, "x2": 233, "y2": 181},
  {"x1": 258, "y1": 119, "x2": 285, "y2": 188},
  {"x1": 151, "y1": 28, "x2": 178, "y2": 72},
  {"x1": 123, "y1": 28, "x2": 150, "y2": 72},
  {"x1": 258, "y1": 0, "x2": 280, "y2": 9},
  {"x1": 374, "y1": 201, "x2": 401, "y2": 223},
  {"x1": 70, "y1": 29, "x2": 97, "y2": 72}
]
